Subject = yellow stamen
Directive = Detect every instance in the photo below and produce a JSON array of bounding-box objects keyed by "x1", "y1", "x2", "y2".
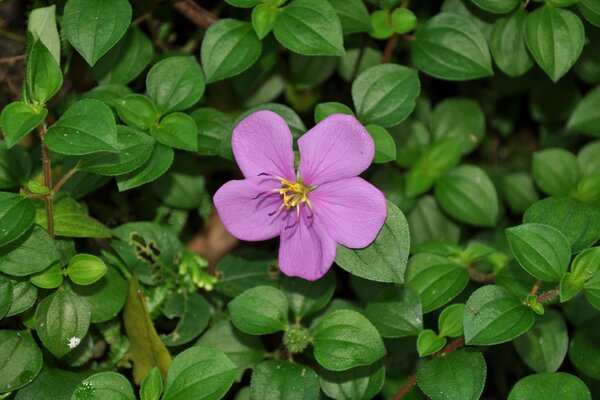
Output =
[{"x1": 279, "y1": 178, "x2": 313, "y2": 210}]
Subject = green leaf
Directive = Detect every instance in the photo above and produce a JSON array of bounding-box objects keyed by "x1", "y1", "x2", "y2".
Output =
[
  {"x1": 140, "y1": 367, "x2": 163, "y2": 400},
  {"x1": 412, "y1": 13, "x2": 493, "y2": 80},
  {"x1": 469, "y1": 0, "x2": 519, "y2": 13},
  {"x1": 71, "y1": 372, "x2": 135, "y2": 400},
  {"x1": 28, "y1": 5, "x2": 60, "y2": 65},
  {"x1": 66, "y1": 263, "x2": 127, "y2": 323},
  {"x1": 464, "y1": 285, "x2": 535, "y2": 345},
  {"x1": 197, "y1": 320, "x2": 265, "y2": 373},
  {"x1": 15, "y1": 366, "x2": 87, "y2": 400},
  {"x1": 568, "y1": 86, "x2": 600, "y2": 137},
  {"x1": 417, "y1": 329, "x2": 446, "y2": 357},
  {"x1": 225, "y1": 0, "x2": 261, "y2": 7},
  {"x1": 92, "y1": 27, "x2": 153, "y2": 85},
  {"x1": 0, "y1": 330, "x2": 43, "y2": 392},
  {"x1": 336, "y1": 201, "x2": 410, "y2": 283},
  {"x1": 391, "y1": 8, "x2": 417, "y2": 34},
  {"x1": 45, "y1": 99, "x2": 118, "y2": 155},
  {"x1": 490, "y1": 8, "x2": 533, "y2": 77},
  {"x1": 190, "y1": 108, "x2": 233, "y2": 157},
  {"x1": 328, "y1": 0, "x2": 371, "y2": 34},
  {"x1": 273, "y1": 0, "x2": 345, "y2": 56},
  {"x1": 314, "y1": 102, "x2": 354, "y2": 123},
  {"x1": 513, "y1": 309, "x2": 568, "y2": 373},
  {"x1": 25, "y1": 40, "x2": 63, "y2": 104},
  {"x1": 36, "y1": 289, "x2": 91, "y2": 358},
  {"x1": 352, "y1": 64, "x2": 420, "y2": 128},
  {"x1": 405, "y1": 253, "x2": 469, "y2": 313},
  {"x1": 80, "y1": 125, "x2": 155, "y2": 176},
  {"x1": 432, "y1": 98, "x2": 485, "y2": 154},
  {"x1": 417, "y1": 350, "x2": 486, "y2": 400},
  {"x1": 201, "y1": 19, "x2": 262, "y2": 83},
  {"x1": 116, "y1": 143, "x2": 174, "y2": 191},
  {"x1": 0, "y1": 275, "x2": 12, "y2": 318},
  {"x1": 533, "y1": 148, "x2": 580, "y2": 196},
  {"x1": 370, "y1": 10, "x2": 394, "y2": 40},
  {"x1": 115, "y1": 94, "x2": 160, "y2": 130},
  {"x1": 0, "y1": 102, "x2": 47, "y2": 148},
  {"x1": 252, "y1": 4, "x2": 279, "y2": 39},
  {"x1": 289, "y1": 54, "x2": 338, "y2": 90},
  {"x1": 0, "y1": 141, "x2": 31, "y2": 189},
  {"x1": 435, "y1": 165, "x2": 498, "y2": 227},
  {"x1": 406, "y1": 138, "x2": 462, "y2": 197},
  {"x1": 36, "y1": 196, "x2": 112, "y2": 238},
  {"x1": 319, "y1": 362, "x2": 385, "y2": 400},
  {"x1": 281, "y1": 271, "x2": 335, "y2": 319},
  {"x1": 367, "y1": 125, "x2": 396, "y2": 163},
  {"x1": 162, "y1": 346, "x2": 237, "y2": 400},
  {"x1": 150, "y1": 154, "x2": 205, "y2": 209},
  {"x1": 250, "y1": 361, "x2": 320, "y2": 400},
  {"x1": 5, "y1": 279, "x2": 37, "y2": 317},
  {"x1": 312, "y1": 309, "x2": 386, "y2": 371},
  {"x1": 579, "y1": 0, "x2": 600, "y2": 27},
  {"x1": 63, "y1": 0, "x2": 132, "y2": 66},
  {"x1": 160, "y1": 292, "x2": 210, "y2": 346},
  {"x1": 572, "y1": 247, "x2": 600, "y2": 281},
  {"x1": 364, "y1": 286, "x2": 422, "y2": 337},
  {"x1": 214, "y1": 250, "x2": 278, "y2": 298},
  {"x1": 500, "y1": 173, "x2": 539, "y2": 214},
  {"x1": 237, "y1": 103, "x2": 306, "y2": 138},
  {"x1": 584, "y1": 273, "x2": 600, "y2": 310},
  {"x1": 525, "y1": 6, "x2": 584, "y2": 82},
  {"x1": 150, "y1": 112, "x2": 198, "y2": 152},
  {"x1": 0, "y1": 225, "x2": 61, "y2": 276},
  {"x1": 0, "y1": 192, "x2": 35, "y2": 247},
  {"x1": 438, "y1": 303, "x2": 465, "y2": 338},
  {"x1": 229, "y1": 286, "x2": 289, "y2": 334},
  {"x1": 524, "y1": 196, "x2": 600, "y2": 253},
  {"x1": 146, "y1": 56, "x2": 205, "y2": 114},
  {"x1": 82, "y1": 83, "x2": 132, "y2": 108},
  {"x1": 506, "y1": 223, "x2": 571, "y2": 282},
  {"x1": 66, "y1": 253, "x2": 107, "y2": 286},
  {"x1": 407, "y1": 195, "x2": 460, "y2": 247},
  {"x1": 508, "y1": 372, "x2": 591, "y2": 400}
]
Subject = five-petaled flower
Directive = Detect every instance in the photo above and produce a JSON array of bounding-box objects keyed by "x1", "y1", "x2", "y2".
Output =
[{"x1": 214, "y1": 111, "x2": 387, "y2": 281}]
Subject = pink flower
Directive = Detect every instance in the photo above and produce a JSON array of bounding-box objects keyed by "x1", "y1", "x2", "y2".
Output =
[{"x1": 214, "y1": 111, "x2": 387, "y2": 281}]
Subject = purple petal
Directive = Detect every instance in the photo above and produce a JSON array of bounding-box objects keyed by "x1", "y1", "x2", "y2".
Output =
[
  {"x1": 310, "y1": 177, "x2": 386, "y2": 248},
  {"x1": 278, "y1": 209, "x2": 337, "y2": 281},
  {"x1": 298, "y1": 114, "x2": 374, "y2": 185},
  {"x1": 232, "y1": 110, "x2": 295, "y2": 180},
  {"x1": 214, "y1": 178, "x2": 287, "y2": 241}
]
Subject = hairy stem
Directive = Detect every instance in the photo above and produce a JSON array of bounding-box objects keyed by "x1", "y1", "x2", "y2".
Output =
[
  {"x1": 536, "y1": 287, "x2": 560, "y2": 303},
  {"x1": 38, "y1": 124, "x2": 54, "y2": 237},
  {"x1": 52, "y1": 164, "x2": 80, "y2": 194},
  {"x1": 393, "y1": 337, "x2": 465, "y2": 400}
]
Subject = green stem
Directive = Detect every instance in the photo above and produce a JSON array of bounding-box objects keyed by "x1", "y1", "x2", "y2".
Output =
[
  {"x1": 38, "y1": 124, "x2": 54, "y2": 237},
  {"x1": 0, "y1": 28, "x2": 27, "y2": 44},
  {"x1": 52, "y1": 163, "x2": 80, "y2": 194}
]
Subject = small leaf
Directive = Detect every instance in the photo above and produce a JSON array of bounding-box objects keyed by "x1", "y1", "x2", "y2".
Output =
[
  {"x1": 314, "y1": 102, "x2": 354, "y2": 123},
  {"x1": 229, "y1": 286, "x2": 289, "y2": 334},
  {"x1": 0, "y1": 192, "x2": 36, "y2": 247},
  {"x1": 319, "y1": 362, "x2": 385, "y2": 400},
  {"x1": 513, "y1": 309, "x2": 568, "y2": 373},
  {"x1": 28, "y1": 5, "x2": 61, "y2": 64},
  {"x1": 508, "y1": 373, "x2": 591, "y2": 400},
  {"x1": 140, "y1": 367, "x2": 163, "y2": 400},
  {"x1": 214, "y1": 249, "x2": 278, "y2": 298},
  {"x1": 470, "y1": 0, "x2": 519, "y2": 14},
  {"x1": 490, "y1": 8, "x2": 533, "y2": 77},
  {"x1": 500, "y1": 173, "x2": 539, "y2": 213},
  {"x1": 116, "y1": 143, "x2": 174, "y2": 191},
  {"x1": 438, "y1": 303, "x2": 465, "y2": 338},
  {"x1": 417, "y1": 350, "x2": 486, "y2": 400},
  {"x1": 25, "y1": 40, "x2": 63, "y2": 104},
  {"x1": 364, "y1": 286, "x2": 423, "y2": 338},
  {"x1": 201, "y1": 19, "x2": 262, "y2": 82},
  {"x1": 407, "y1": 196, "x2": 460, "y2": 247},
  {"x1": 0, "y1": 141, "x2": 31, "y2": 189},
  {"x1": 281, "y1": 270, "x2": 336, "y2": 319},
  {"x1": 190, "y1": 108, "x2": 234, "y2": 157},
  {"x1": 431, "y1": 98, "x2": 485, "y2": 154},
  {"x1": 533, "y1": 148, "x2": 580, "y2": 196},
  {"x1": 273, "y1": 0, "x2": 345, "y2": 56},
  {"x1": 250, "y1": 361, "x2": 320, "y2": 400},
  {"x1": 162, "y1": 346, "x2": 237, "y2": 400},
  {"x1": 63, "y1": 0, "x2": 132, "y2": 66},
  {"x1": 30, "y1": 262, "x2": 64, "y2": 289},
  {"x1": 367, "y1": 125, "x2": 396, "y2": 163},
  {"x1": 579, "y1": 0, "x2": 600, "y2": 27},
  {"x1": 506, "y1": 223, "x2": 571, "y2": 282},
  {"x1": 123, "y1": 278, "x2": 172, "y2": 384},
  {"x1": 0, "y1": 225, "x2": 61, "y2": 277},
  {"x1": 45, "y1": 99, "x2": 118, "y2": 155},
  {"x1": 0, "y1": 275, "x2": 12, "y2": 318},
  {"x1": 0, "y1": 330, "x2": 43, "y2": 392},
  {"x1": 5, "y1": 279, "x2": 37, "y2": 317},
  {"x1": 66, "y1": 254, "x2": 107, "y2": 286},
  {"x1": 435, "y1": 165, "x2": 499, "y2": 227},
  {"x1": 160, "y1": 292, "x2": 210, "y2": 346},
  {"x1": 36, "y1": 196, "x2": 112, "y2": 238},
  {"x1": 525, "y1": 6, "x2": 584, "y2": 82},
  {"x1": 150, "y1": 112, "x2": 198, "y2": 152},
  {"x1": 312, "y1": 309, "x2": 386, "y2": 371},
  {"x1": 464, "y1": 285, "x2": 535, "y2": 345},
  {"x1": 146, "y1": 56, "x2": 205, "y2": 114},
  {"x1": 336, "y1": 201, "x2": 410, "y2": 284},
  {"x1": 0, "y1": 102, "x2": 47, "y2": 148},
  {"x1": 568, "y1": 86, "x2": 600, "y2": 137},
  {"x1": 328, "y1": 0, "x2": 371, "y2": 35},
  {"x1": 412, "y1": 13, "x2": 493, "y2": 80},
  {"x1": 405, "y1": 253, "x2": 469, "y2": 313},
  {"x1": 417, "y1": 329, "x2": 446, "y2": 357},
  {"x1": 71, "y1": 372, "x2": 135, "y2": 400},
  {"x1": 352, "y1": 64, "x2": 420, "y2": 128},
  {"x1": 116, "y1": 94, "x2": 160, "y2": 130},
  {"x1": 35, "y1": 289, "x2": 91, "y2": 358}
]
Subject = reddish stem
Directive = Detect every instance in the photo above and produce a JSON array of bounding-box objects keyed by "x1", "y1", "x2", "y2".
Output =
[
  {"x1": 38, "y1": 124, "x2": 54, "y2": 237},
  {"x1": 381, "y1": 33, "x2": 398, "y2": 64},
  {"x1": 171, "y1": 0, "x2": 218, "y2": 29}
]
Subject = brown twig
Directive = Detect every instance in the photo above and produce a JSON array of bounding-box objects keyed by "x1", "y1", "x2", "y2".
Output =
[
  {"x1": 529, "y1": 279, "x2": 541, "y2": 296},
  {"x1": 392, "y1": 337, "x2": 466, "y2": 400},
  {"x1": 52, "y1": 164, "x2": 80, "y2": 194},
  {"x1": 0, "y1": 54, "x2": 25, "y2": 64},
  {"x1": 171, "y1": 0, "x2": 218, "y2": 29},
  {"x1": 38, "y1": 124, "x2": 54, "y2": 237},
  {"x1": 381, "y1": 33, "x2": 398, "y2": 64},
  {"x1": 468, "y1": 267, "x2": 496, "y2": 284},
  {"x1": 536, "y1": 287, "x2": 560, "y2": 304}
]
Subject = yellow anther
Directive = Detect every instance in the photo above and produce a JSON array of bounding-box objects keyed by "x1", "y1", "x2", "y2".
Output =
[{"x1": 279, "y1": 178, "x2": 312, "y2": 209}]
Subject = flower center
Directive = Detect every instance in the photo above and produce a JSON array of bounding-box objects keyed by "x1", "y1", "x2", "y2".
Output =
[{"x1": 279, "y1": 178, "x2": 313, "y2": 209}]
